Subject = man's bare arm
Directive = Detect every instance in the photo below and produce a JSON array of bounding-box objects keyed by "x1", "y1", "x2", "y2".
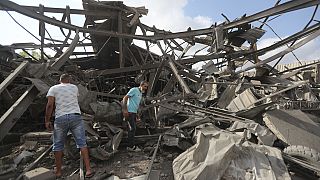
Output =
[
  {"x1": 122, "y1": 95, "x2": 129, "y2": 118},
  {"x1": 45, "y1": 96, "x2": 55, "y2": 130}
]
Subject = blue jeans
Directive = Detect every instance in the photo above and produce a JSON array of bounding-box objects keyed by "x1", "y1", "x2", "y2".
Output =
[
  {"x1": 127, "y1": 113, "x2": 137, "y2": 148},
  {"x1": 53, "y1": 113, "x2": 87, "y2": 151}
]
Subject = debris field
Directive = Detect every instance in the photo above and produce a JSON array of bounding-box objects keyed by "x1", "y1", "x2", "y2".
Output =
[{"x1": 0, "y1": 0, "x2": 320, "y2": 179}]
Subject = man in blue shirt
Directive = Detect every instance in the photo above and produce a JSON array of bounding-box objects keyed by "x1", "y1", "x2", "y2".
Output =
[{"x1": 122, "y1": 81, "x2": 148, "y2": 151}]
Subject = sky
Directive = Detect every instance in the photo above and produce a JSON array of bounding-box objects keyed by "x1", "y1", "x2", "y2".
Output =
[{"x1": 0, "y1": 0, "x2": 320, "y2": 65}]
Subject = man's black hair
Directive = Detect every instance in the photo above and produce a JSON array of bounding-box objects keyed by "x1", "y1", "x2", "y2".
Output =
[
  {"x1": 140, "y1": 80, "x2": 148, "y2": 86},
  {"x1": 60, "y1": 73, "x2": 71, "y2": 82}
]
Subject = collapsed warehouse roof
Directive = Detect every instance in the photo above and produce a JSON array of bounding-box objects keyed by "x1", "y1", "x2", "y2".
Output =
[{"x1": 1, "y1": 0, "x2": 320, "y2": 179}]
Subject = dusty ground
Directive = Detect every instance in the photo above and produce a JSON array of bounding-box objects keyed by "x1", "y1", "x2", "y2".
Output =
[{"x1": 0, "y1": 142, "x2": 177, "y2": 180}]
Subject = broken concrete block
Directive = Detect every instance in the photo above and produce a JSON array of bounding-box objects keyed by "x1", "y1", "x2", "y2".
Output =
[
  {"x1": 14, "y1": 150, "x2": 34, "y2": 165},
  {"x1": 21, "y1": 141, "x2": 38, "y2": 151},
  {"x1": 226, "y1": 88, "x2": 257, "y2": 112},
  {"x1": 202, "y1": 60, "x2": 219, "y2": 75},
  {"x1": 20, "y1": 132, "x2": 52, "y2": 143},
  {"x1": 0, "y1": 164, "x2": 16, "y2": 175},
  {"x1": 263, "y1": 109, "x2": 320, "y2": 152},
  {"x1": 23, "y1": 167, "x2": 55, "y2": 180}
]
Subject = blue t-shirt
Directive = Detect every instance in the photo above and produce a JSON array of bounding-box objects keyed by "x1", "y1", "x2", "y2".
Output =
[{"x1": 127, "y1": 87, "x2": 142, "y2": 113}]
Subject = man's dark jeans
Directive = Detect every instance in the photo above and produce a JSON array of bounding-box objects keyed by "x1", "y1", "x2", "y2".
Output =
[{"x1": 128, "y1": 113, "x2": 137, "y2": 148}]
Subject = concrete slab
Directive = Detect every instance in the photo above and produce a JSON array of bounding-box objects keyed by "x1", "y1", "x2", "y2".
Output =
[
  {"x1": 14, "y1": 150, "x2": 33, "y2": 165},
  {"x1": 23, "y1": 167, "x2": 55, "y2": 180},
  {"x1": 263, "y1": 109, "x2": 320, "y2": 152}
]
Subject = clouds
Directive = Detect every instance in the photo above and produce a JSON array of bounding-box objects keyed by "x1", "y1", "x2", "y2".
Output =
[
  {"x1": 0, "y1": 11, "x2": 38, "y2": 45},
  {"x1": 123, "y1": 0, "x2": 320, "y2": 65},
  {"x1": 1, "y1": 0, "x2": 213, "y2": 44},
  {"x1": 122, "y1": 0, "x2": 213, "y2": 55},
  {"x1": 295, "y1": 38, "x2": 320, "y2": 61},
  {"x1": 258, "y1": 36, "x2": 320, "y2": 65},
  {"x1": 0, "y1": 0, "x2": 83, "y2": 45},
  {"x1": 1, "y1": 0, "x2": 319, "y2": 66},
  {"x1": 123, "y1": 0, "x2": 213, "y2": 31}
]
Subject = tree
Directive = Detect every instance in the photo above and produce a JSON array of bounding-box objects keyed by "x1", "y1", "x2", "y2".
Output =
[{"x1": 19, "y1": 50, "x2": 48, "y2": 60}]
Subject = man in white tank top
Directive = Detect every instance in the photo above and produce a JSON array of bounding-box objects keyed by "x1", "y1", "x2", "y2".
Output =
[{"x1": 45, "y1": 74, "x2": 93, "y2": 178}]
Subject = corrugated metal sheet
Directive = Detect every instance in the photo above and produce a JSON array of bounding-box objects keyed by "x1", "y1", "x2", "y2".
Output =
[{"x1": 227, "y1": 88, "x2": 257, "y2": 112}]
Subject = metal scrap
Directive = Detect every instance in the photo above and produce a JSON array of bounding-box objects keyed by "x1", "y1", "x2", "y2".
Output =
[{"x1": 0, "y1": 0, "x2": 320, "y2": 179}]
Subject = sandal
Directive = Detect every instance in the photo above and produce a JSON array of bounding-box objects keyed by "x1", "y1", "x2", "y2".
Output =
[{"x1": 85, "y1": 171, "x2": 95, "y2": 178}]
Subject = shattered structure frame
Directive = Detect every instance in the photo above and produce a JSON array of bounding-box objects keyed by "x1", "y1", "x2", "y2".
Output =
[{"x1": 1, "y1": 0, "x2": 320, "y2": 179}]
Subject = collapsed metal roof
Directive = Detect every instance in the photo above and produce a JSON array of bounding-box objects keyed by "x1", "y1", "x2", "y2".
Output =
[{"x1": 1, "y1": 0, "x2": 320, "y2": 179}]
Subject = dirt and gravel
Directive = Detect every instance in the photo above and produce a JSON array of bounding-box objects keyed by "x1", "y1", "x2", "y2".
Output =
[{"x1": 0, "y1": 142, "x2": 177, "y2": 179}]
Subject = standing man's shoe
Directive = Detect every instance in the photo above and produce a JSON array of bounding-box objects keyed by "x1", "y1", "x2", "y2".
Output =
[{"x1": 127, "y1": 146, "x2": 141, "y2": 152}]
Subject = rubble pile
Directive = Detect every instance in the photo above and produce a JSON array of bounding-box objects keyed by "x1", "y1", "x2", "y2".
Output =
[{"x1": 0, "y1": 0, "x2": 320, "y2": 179}]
